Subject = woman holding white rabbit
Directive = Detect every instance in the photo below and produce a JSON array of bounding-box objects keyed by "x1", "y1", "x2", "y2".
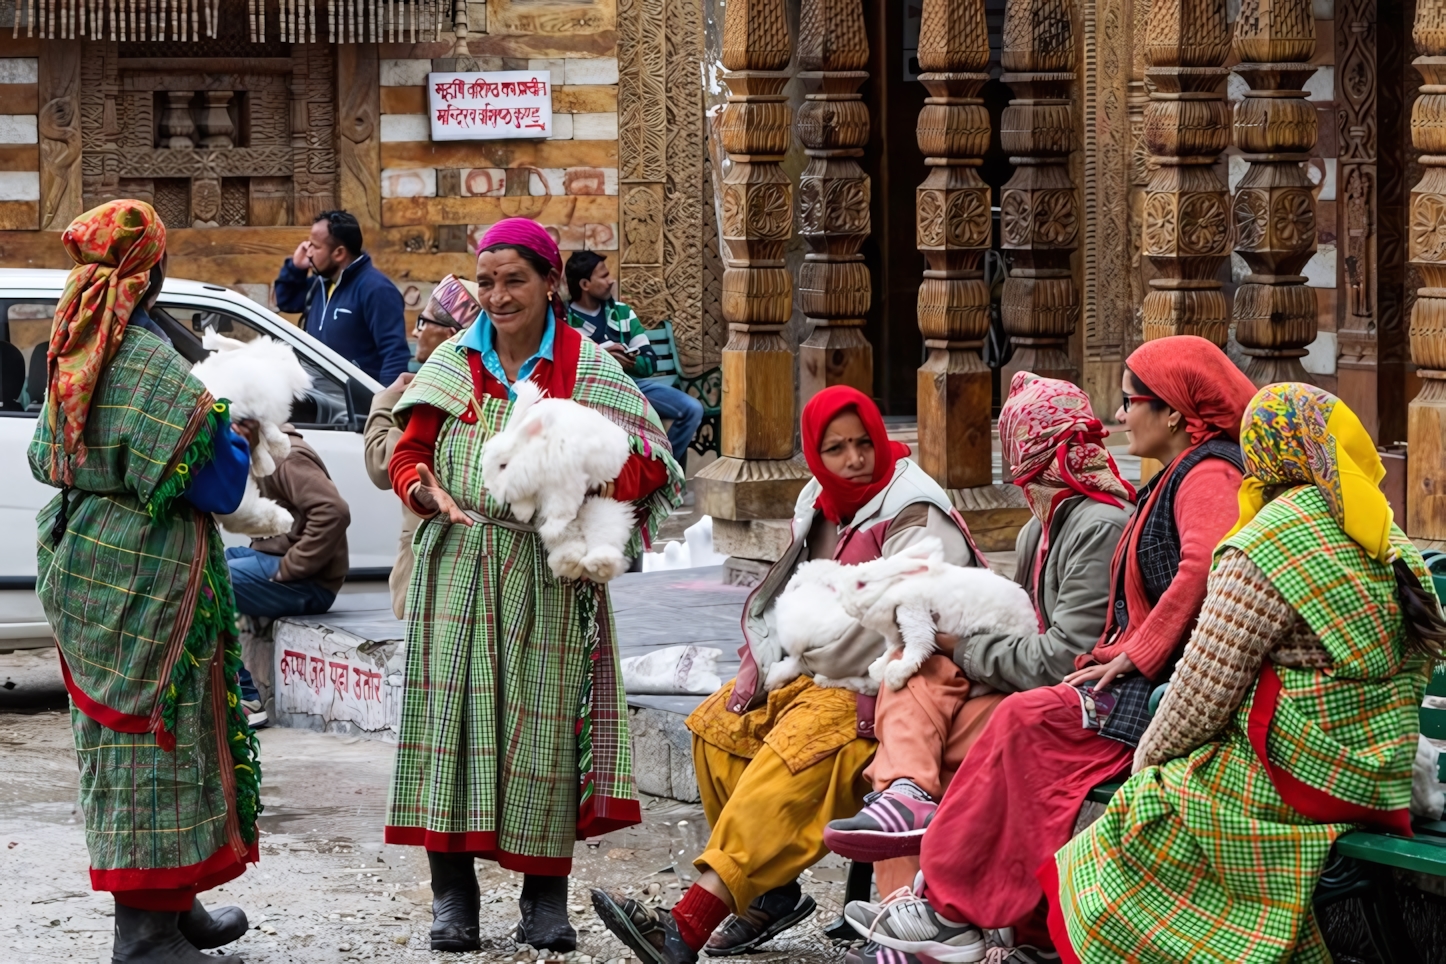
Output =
[
  {"x1": 591, "y1": 385, "x2": 987, "y2": 964},
  {"x1": 383, "y1": 218, "x2": 684, "y2": 954}
]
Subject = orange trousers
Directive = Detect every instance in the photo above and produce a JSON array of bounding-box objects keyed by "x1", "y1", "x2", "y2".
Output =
[{"x1": 863, "y1": 654, "x2": 1005, "y2": 895}]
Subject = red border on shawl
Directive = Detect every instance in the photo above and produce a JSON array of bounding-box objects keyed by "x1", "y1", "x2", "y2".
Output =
[
  {"x1": 92, "y1": 839, "x2": 257, "y2": 893},
  {"x1": 383, "y1": 827, "x2": 575, "y2": 875},
  {"x1": 59, "y1": 649, "x2": 152, "y2": 734},
  {"x1": 1247, "y1": 662, "x2": 1413, "y2": 837},
  {"x1": 1036, "y1": 856, "x2": 1083, "y2": 964}
]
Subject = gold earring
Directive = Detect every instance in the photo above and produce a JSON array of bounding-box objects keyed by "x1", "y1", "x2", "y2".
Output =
[{"x1": 1170, "y1": 421, "x2": 1179, "y2": 433}]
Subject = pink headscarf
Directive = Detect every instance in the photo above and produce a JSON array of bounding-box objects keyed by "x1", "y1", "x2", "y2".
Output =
[
  {"x1": 998, "y1": 371, "x2": 1135, "y2": 526},
  {"x1": 478, "y1": 218, "x2": 563, "y2": 274}
]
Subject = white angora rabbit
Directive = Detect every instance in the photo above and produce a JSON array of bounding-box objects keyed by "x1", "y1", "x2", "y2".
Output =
[
  {"x1": 481, "y1": 378, "x2": 636, "y2": 583},
  {"x1": 189, "y1": 330, "x2": 311, "y2": 538}
]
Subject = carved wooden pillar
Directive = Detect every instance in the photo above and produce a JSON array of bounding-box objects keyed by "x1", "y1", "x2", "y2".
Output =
[
  {"x1": 1138, "y1": 0, "x2": 1232, "y2": 347},
  {"x1": 693, "y1": 0, "x2": 811, "y2": 526},
  {"x1": 1408, "y1": 0, "x2": 1446, "y2": 540},
  {"x1": 1229, "y1": 0, "x2": 1319, "y2": 385},
  {"x1": 999, "y1": 0, "x2": 1077, "y2": 384},
  {"x1": 796, "y1": 0, "x2": 873, "y2": 400},
  {"x1": 914, "y1": 0, "x2": 992, "y2": 490}
]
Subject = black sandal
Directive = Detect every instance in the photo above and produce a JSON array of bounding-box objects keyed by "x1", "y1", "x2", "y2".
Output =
[
  {"x1": 704, "y1": 882, "x2": 817, "y2": 956},
  {"x1": 589, "y1": 888, "x2": 698, "y2": 964}
]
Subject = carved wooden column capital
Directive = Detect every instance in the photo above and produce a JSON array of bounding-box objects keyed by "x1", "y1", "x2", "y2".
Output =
[
  {"x1": 1229, "y1": 0, "x2": 1319, "y2": 385},
  {"x1": 796, "y1": 0, "x2": 873, "y2": 400},
  {"x1": 1408, "y1": 0, "x2": 1446, "y2": 539},
  {"x1": 694, "y1": 0, "x2": 810, "y2": 524},
  {"x1": 999, "y1": 0, "x2": 1078, "y2": 384}
]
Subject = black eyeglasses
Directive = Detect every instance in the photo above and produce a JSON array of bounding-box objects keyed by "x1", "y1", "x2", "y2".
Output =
[
  {"x1": 1121, "y1": 393, "x2": 1156, "y2": 412},
  {"x1": 415, "y1": 315, "x2": 459, "y2": 334}
]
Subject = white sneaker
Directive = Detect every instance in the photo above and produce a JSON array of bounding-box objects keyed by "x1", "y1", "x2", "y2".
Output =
[{"x1": 843, "y1": 888, "x2": 986, "y2": 963}]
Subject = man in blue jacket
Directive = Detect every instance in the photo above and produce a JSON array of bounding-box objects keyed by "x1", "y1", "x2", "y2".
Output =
[{"x1": 274, "y1": 210, "x2": 411, "y2": 384}]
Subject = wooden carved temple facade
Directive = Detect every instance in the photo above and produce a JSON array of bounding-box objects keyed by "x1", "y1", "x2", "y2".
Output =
[{"x1": 0, "y1": 0, "x2": 1441, "y2": 557}]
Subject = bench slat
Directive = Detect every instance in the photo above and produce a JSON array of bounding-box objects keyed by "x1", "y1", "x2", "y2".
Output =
[{"x1": 1335, "y1": 829, "x2": 1446, "y2": 875}]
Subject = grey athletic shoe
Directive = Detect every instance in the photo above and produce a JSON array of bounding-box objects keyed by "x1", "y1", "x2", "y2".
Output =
[{"x1": 843, "y1": 889, "x2": 985, "y2": 963}]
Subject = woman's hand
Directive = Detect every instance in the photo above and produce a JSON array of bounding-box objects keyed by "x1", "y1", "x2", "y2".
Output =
[
  {"x1": 935, "y1": 631, "x2": 959, "y2": 655},
  {"x1": 232, "y1": 418, "x2": 260, "y2": 451},
  {"x1": 588, "y1": 480, "x2": 617, "y2": 500},
  {"x1": 1062, "y1": 651, "x2": 1135, "y2": 692},
  {"x1": 410, "y1": 464, "x2": 473, "y2": 526}
]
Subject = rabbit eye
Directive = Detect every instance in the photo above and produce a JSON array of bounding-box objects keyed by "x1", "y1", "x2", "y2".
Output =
[{"x1": 856, "y1": 580, "x2": 866, "y2": 590}]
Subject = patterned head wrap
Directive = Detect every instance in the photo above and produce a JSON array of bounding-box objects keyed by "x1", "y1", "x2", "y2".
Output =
[
  {"x1": 999, "y1": 371, "x2": 1136, "y2": 525},
  {"x1": 422, "y1": 274, "x2": 482, "y2": 330},
  {"x1": 1126, "y1": 335, "x2": 1257, "y2": 444},
  {"x1": 45, "y1": 199, "x2": 167, "y2": 484},
  {"x1": 1226, "y1": 383, "x2": 1396, "y2": 563}
]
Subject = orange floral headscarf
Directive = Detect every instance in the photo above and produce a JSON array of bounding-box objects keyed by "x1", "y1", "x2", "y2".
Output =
[{"x1": 45, "y1": 200, "x2": 167, "y2": 484}]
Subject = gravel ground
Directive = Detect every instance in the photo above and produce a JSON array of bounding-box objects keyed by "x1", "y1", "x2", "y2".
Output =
[{"x1": 0, "y1": 649, "x2": 855, "y2": 964}]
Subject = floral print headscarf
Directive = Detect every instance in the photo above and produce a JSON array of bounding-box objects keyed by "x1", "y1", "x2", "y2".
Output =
[
  {"x1": 45, "y1": 200, "x2": 167, "y2": 484},
  {"x1": 1226, "y1": 383, "x2": 1397, "y2": 563}
]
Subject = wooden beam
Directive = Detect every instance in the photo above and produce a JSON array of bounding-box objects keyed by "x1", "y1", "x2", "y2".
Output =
[{"x1": 380, "y1": 139, "x2": 620, "y2": 170}]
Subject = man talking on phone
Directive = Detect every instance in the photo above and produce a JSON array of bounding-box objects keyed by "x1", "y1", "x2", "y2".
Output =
[{"x1": 565, "y1": 250, "x2": 703, "y2": 463}]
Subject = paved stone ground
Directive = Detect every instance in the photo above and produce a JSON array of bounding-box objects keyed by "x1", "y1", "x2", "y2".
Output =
[{"x1": 0, "y1": 648, "x2": 858, "y2": 964}]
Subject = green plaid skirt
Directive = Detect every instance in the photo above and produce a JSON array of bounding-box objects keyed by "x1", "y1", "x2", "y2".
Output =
[{"x1": 383, "y1": 515, "x2": 637, "y2": 873}]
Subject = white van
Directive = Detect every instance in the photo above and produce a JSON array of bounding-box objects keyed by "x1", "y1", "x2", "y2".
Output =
[{"x1": 0, "y1": 269, "x2": 401, "y2": 651}]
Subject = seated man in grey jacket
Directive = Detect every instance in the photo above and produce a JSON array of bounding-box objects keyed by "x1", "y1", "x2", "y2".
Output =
[{"x1": 823, "y1": 373, "x2": 1132, "y2": 874}]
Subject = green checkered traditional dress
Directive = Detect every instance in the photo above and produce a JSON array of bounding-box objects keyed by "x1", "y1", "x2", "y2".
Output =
[
  {"x1": 1051, "y1": 486, "x2": 1432, "y2": 963},
  {"x1": 30, "y1": 326, "x2": 260, "y2": 894},
  {"x1": 384, "y1": 332, "x2": 683, "y2": 873}
]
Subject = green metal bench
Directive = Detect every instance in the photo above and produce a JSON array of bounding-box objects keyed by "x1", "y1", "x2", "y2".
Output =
[
  {"x1": 637, "y1": 320, "x2": 722, "y2": 458},
  {"x1": 1085, "y1": 658, "x2": 1446, "y2": 963}
]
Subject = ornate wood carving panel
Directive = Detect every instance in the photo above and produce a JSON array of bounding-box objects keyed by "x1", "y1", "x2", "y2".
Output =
[
  {"x1": 76, "y1": 40, "x2": 336, "y2": 228},
  {"x1": 39, "y1": 42, "x2": 83, "y2": 230},
  {"x1": 1080, "y1": 0, "x2": 1134, "y2": 414},
  {"x1": 617, "y1": 0, "x2": 707, "y2": 372},
  {"x1": 337, "y1": 44, "x2": 381, "y2": 227}
]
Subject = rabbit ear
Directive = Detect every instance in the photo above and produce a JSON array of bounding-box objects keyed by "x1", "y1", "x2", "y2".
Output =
[{"x1": 524, "y1": 418, "x2": 545, "y2": 438}]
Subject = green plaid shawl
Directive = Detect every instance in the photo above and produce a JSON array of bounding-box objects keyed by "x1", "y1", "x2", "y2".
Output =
[
  {"x1": 30, "y1": 326, "x2": 260, "y2": 877},
  {"x1": 1222, "y1": 485, "x2": 1429, "y2": 811},
  {"x1": 386, "y1": 335, "x2": 683, "y2": 867},
  {"x1": 1052, "y1": 486, "x2": 1430, "y2": 962}
]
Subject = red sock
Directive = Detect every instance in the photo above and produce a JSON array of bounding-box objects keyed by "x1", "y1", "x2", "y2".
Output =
[{"x1": 670, "y1": 885, "x2": 731, "y2": 951}]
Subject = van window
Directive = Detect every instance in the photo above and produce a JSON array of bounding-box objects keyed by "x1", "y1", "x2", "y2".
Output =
[
  {"x1": 0, "y1": 302, "x2": 57, "y2": 415},
  {"x1": 165, "y1": 303, "x2": 353, "y2": 429}
]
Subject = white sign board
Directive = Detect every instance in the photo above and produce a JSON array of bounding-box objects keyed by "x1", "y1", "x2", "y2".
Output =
[{"x1": 428, "y1": 70, "x2": 552, "y2": 141}]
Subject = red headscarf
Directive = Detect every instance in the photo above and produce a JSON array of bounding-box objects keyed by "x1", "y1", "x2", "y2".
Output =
[
  {"x1": 801, "y1": 386, "x2": 911, "y2": 524},
  {"x1": 1126, "y1": 335, "x2": 1256, "y2": 444}
]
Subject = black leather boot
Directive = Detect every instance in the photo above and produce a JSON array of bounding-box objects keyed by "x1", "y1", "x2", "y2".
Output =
[
  {"x1": 111, "y1": 902, "x2": 241, "y2": 964},
  {"x1": 427, "y1": 851, "x2": 481, "y2": 952},
  {"x1": 177, "y1": 898, "x2": 248, "y2": 949},
  {"x1": 516, "y1": 874, "x2": 576, "y2": 952}
]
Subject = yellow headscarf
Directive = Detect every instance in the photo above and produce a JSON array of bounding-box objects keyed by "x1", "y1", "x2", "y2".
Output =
[{"x1": 1225, "y1": 383, "x2": 1396, "y2": 563}]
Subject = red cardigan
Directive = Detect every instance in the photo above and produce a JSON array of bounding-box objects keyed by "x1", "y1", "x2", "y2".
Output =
[
  {"x1": 1084, "y1": 456, "x2": 1243, "y2": 680},
  {"x1": 389, "y1": 339, "x2": 668, "y2": 516}
]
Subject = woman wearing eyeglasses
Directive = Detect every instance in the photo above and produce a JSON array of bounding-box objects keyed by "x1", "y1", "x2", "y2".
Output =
[
  {"x1": 844, "y1": 336, "x2": 1258, "y2": 963},
  {"x1": 363, "y1": 275, "x2": 483, "y2": 619}
]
